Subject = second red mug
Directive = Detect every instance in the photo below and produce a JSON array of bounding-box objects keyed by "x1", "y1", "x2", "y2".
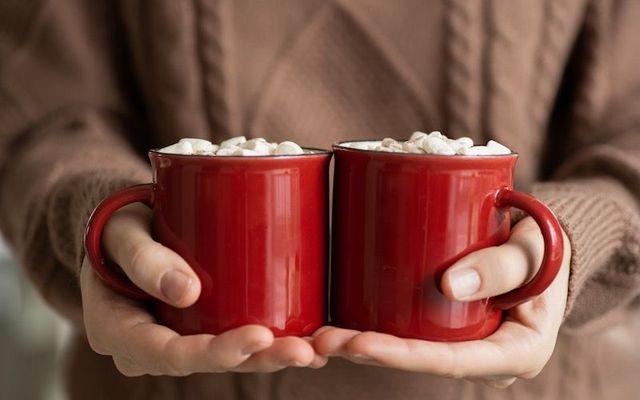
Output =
[
  {"x1": 330, "y1": 141, "x2": 564, "y2": 341},
  {"x1": 85, "y1": 149, "x2": 331, "y2": 337}
]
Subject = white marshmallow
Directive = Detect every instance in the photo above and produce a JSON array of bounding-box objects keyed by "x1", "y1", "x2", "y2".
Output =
[
  {"x1": 159, "y1": 141, "x2": 194, "y2": 155},
  {"x1": 447, "y1": 137, "x2": 473, "y2": 154},
  {"x1": 220, "y1": 136, "x2": 247, "y2": 149},
  {"x1": 215, "y1": 148, "x2": 236, "y2": 156},
  {"x1": 339, "y1": 132, "x2": 512, "y2": 156},
  {"x1": 374, "y1": 146, "x2": 396, "y2": 152},
  {"x1": 232, "y1": 148, "x2": 260, "y2": 156},
  {"x1": 159, "y1": 136, "x2": 307, "y2": 157},
  {"x1": 275, "y1": 141, "x2": 304, "y2": 155},
  {"x1": 179, "y1": 138, "x2": 215, "y2": 154},
  {"x1": 381, "y1": 138, "x2": 403, "y2": 151},
  {"x1": 241, "y1": 138, "x2": 272, "y2": 155},
  {"x1": 346, "y1": 141, "x2": 375, "y2": 150},
  {"x1": 420, "y1": 136, "x2": 455, "y2": 155},
  {"x1": 487, "y1": 140, "x2": 512, "y2": 155},
  {"x1": 461, "y1": 146, "x2": 492, "y2": 156},
  {"x1": 381, "y1": 138, "x2": 397, "y2": 146},
  {"x1": 409, "y1": 131, "x2": 427, "y2": 142},
  {"x1": 402, "y1": 141, "x2": 424, "y2": 154},
  {"x1": 427, "y1": 131, "x2": 447, "y2": 140}
]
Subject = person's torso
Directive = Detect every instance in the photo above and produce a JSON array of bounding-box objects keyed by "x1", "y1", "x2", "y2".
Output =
[{"x1": 121, "y1": 0, "x2": 591, "y2": 188}]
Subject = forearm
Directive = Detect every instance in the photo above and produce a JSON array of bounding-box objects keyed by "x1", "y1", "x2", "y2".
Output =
[
  {"x1": 0, "y1": 109, "x2": 149, "y2": 324},
  {"x1": 526, "y1": 176, "x2": 640, "y2": 330}
]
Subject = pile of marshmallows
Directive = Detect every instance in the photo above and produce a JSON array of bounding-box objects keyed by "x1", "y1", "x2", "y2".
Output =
[
  {"x1": 343, "y1": 131, "x2": 511, "y2": 156},
  {"x1": 159, "y1": 131, "x2": 512, "y2": 157},
  {"x1": 159, "y1": 136, "x2": 305, "y2": 156}
]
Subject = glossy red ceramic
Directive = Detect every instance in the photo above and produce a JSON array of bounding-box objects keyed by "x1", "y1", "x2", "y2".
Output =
[
  {"x1": 85, "y1": 150, "x2": 331, "y2": 337},
  {"x1": 330, "y1": 142, "x2": 564, "y2": 341}
]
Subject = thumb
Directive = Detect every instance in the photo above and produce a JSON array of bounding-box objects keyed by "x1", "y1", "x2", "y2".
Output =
[
  {"x1": 441, "y1": 218, "x2": 543, "y2": 301},
  {"x1": 102, "y1": 203, "x2": 201, "y2": 307}
]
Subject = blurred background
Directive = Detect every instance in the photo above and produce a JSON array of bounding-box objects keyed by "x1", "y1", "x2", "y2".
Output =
[{"x1": 0, "y1": 235, "x2": 69, "y2": 400}]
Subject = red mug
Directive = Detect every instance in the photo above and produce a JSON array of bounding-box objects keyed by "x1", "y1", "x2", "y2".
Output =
[
  {"x1": 85, "y1": 149, "x2": 331, "y2": 337},
  {"x1": 330, "y1": 141, "x2": 564, "y2": 341}
]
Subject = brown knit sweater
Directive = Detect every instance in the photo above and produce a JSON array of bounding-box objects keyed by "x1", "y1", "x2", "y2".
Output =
[{"x1": 1, "y1": 0, "x2": 639, "y2": 399}]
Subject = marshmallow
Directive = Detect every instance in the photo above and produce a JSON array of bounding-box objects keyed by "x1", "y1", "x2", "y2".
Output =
[
  {"x1": 215, "y1": 148, "x2": 236, "y2": 156},
  {"x1": 409, "y1": 131, "x2": 427, "y2": 142},
  {"x1": 241, "y1": 138, "x2": 273, "y2": 155},
  {"x1": 179, "y1": 138, "x2": 216, "y2": 154},
  {"x1": 275, "y1": 141, "x2": 304, "y2": 155},
  {"x1": 446, "y1": 137, "x2": 473, "y2": 154},
  {"x1": 340, "y1": 131, "x2": 513, "y2": 156},
  {"x1": 461, "y1": 146, "x2": 492, "y2": 156},
  {"x1": 232, "y1": 148, "x2": 260, "y2": 156},
  {"x1": 420, "y1": 136, "x2": 456, "y2": 155},
  {"x1": 427, "y1": 131, "x2": 447, "y2": 140},
  {"x1": 487, "y1": 140, "x2": 511, "y2": 155},
  {"x1": 346, "y1": 141, "x2": 376, "y2": 150},
  {"x1": 159, "y1": 136, "x2": 308, "y2": 156},
  {"x1": 380, "y1": 138, "x2": 403, "y2": 152},
  {"x1": 159, "y1": 140, "x2": 194, "y2": 155},
  {"x1": 402, "y1": 141, "x2": 424, "y2": 154},
  {"x1": 374, "y1": 146, "x2": 396, "y2": 152},
  {"x1": 220, "y1": 136, "x2": 247, "y2": 149}
]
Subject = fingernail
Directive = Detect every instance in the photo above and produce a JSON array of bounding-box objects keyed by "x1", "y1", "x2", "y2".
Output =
[
  {"x1": 160, "y1": 270, "x2": 192, "y2": 303},
  {"x1": 449, "y1": 268, "x2": 481, "y2": 299},
  {"x1": 280, "y1": 360, "x2": 305, "y2": 367}
]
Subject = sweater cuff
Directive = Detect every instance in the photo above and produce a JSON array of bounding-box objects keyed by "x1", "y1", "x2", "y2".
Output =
[{"x1": 522, "y1": 177, "x2": 640, "y2": 329}]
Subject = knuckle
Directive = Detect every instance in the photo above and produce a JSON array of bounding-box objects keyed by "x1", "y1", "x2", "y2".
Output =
[
  {"x1": 440, "y1": 347, "x2": 465, "y2": 379},
  {"x1": 127, "y1": 241, "x2": 155, "y2": 282},
  {"x1": 487, "y1": 249, "x2": 522, "y2": 293},
  {"x1": 486, "y1": 378, "x2": 517, "y2": 389},
  {"x1": 162, "y1": 339, "x2": 188, "y2": 376},
  {"x1": 520, "y1": 365, "x2": 544, "y2": 380},
  {"x1": 86, "y1": 333, "x2": 109, "y2": 356},
  {"x1": 113, "y1": 357, "x2": 144, "y2": 377}
]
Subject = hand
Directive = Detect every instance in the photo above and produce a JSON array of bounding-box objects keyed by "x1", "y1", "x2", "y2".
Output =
[
  {"x1": 315, "y1": 217, "x2": 571, "y2": 389},
  {"x1": 81, "y1": 203, "x2": 327, "y2": 376}
]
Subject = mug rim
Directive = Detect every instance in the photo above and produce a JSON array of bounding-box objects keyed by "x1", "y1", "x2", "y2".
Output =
[
  {"x1": 332, "y1": 139, "x2": 519, "y2": 158},
  {"x1": 149, "y1": 147, "x2": 332, "y2": 159}
]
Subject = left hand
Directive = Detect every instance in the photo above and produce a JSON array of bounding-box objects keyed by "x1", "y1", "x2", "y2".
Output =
[{"x1": 314, "y1": 217, "x2": 571, "y2": 389}]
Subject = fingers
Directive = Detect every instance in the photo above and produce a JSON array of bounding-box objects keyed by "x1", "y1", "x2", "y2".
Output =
[
  {"x1": 120, "y1": 325, "x2": 273, "y2": 376},
  {"x1": 313, "y1": 327, "x2": 361, "y2": 356},
  {"x1": 337, "y1": 324, "x2": 540, "y2": 379},
  {"x1": 102, "y1": 203, "x2": 200, "y2": 307},
  {"x1": 441, "y1": 217, "x2": 544, "y2": 301},
  {"x1": 233, "y1": 337, "x2": 317, "y2": 372},
  {"x1": 302, "y1": 337, "x2": 330, "y2": 369},
  {"x1": 82, "y1": 263, "x2": 275, "y2": 376},
  {"x1": 332, "y1": 281, "x2": 570, "y2": 380}
]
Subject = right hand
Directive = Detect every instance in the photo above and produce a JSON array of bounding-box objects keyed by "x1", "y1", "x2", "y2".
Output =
[{"x1": 81, "y1": 203, "x2": 326, "y2": 376}]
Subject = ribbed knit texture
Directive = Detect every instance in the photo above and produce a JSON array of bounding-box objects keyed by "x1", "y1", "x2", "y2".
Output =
[{"x1": 525, "y1": 178, "x2": 640, "y2": 329}]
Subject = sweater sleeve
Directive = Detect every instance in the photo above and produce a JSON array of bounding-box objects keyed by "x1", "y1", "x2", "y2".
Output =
[
  {"x1": 528, "y1": 0, "x2": 640, "y2": 331},
  {"x1": 0, "y1": 0, "x2": 150, "y2": 326}
]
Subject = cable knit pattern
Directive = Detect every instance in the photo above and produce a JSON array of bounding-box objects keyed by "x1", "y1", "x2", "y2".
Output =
[
  {"x1": 444, "y1": 0, "x2": 483, "y2": 138},
  {"x1": 196, "y1": 0, "x2": 234, "y2": 139},
  {"x1": 568, "y1": 1, "x2": 610, "y2": 142},
  {"x1": 529, "y1": 0, "x2": 574, "y2": 130},
  {"x1": 119, "y1": 0, "x2": 211, "y2": 146}
]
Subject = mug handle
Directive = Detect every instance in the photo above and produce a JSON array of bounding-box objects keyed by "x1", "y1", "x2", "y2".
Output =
[
  {"x1": 84, "y1": 184, "x2": 154, "y2": 301},
  {"x1": 491, "y1": 188, "x2": 564, "y2": 309}
]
